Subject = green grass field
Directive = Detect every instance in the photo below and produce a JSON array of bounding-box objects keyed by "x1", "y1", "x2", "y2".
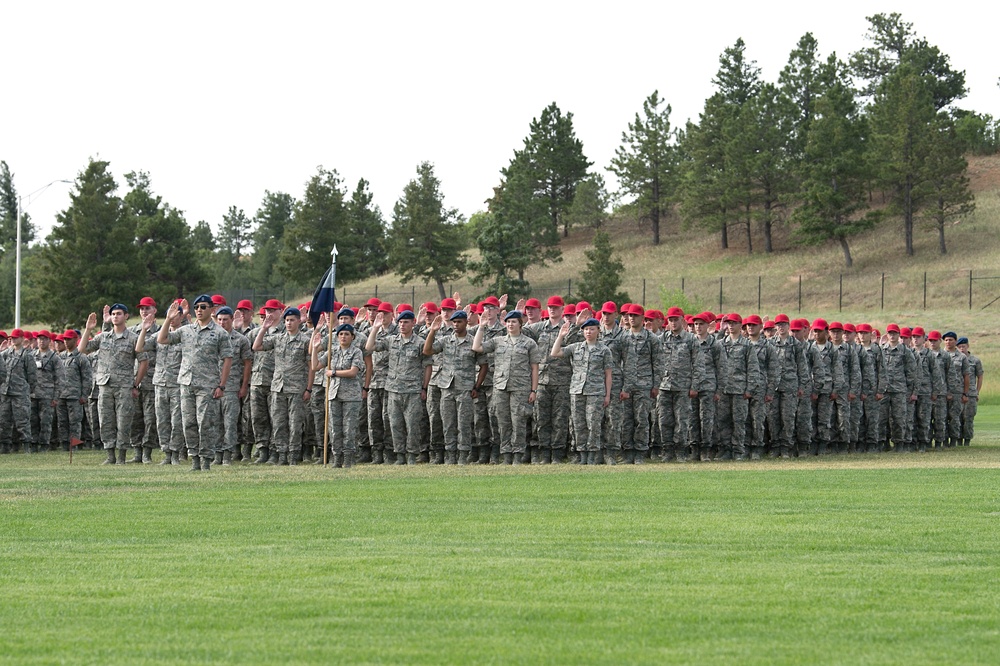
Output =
[{"x1": 3, "y1": 410, "x2": 1000, "y2": 665}]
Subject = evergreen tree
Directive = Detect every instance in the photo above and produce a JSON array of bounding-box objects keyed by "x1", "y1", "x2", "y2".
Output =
[
  {"x1": 278, "y1": 167, "x2": 350, "y2": 289},
  {"x1": 386, "y1": 162, "x2": 467, "y2": 300},
  {"x1": 563, "y1": 174, "x2": 610, "y2": 231},
  {"x1": 576, "y1": 230, "x2": 629, "y2": 306},
  {"x1": 919, "y1": 114, "x2": 975, "y2": 254},
  {"x1": 608, "y1": 90, "x2": 679, "y2": 245},
  {"x1": 346, "y1": 178, "x2": 387, "y2": 276},
  {"x1": 0, "y1": 161, "x2": 34, "y2": 249},
  {"x1": 251, "y1": 190, "x2": 294, "y2": 291}
]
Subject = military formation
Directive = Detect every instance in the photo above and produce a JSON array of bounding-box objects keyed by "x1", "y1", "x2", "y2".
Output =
[{"x1": 0, "y1": 293, "x2": 986, "y2": 469}]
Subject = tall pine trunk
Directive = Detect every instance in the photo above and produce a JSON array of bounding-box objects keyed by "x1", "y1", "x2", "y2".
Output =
[
  {"x1": 937, "y1": 196, "x2": 947, "y2": 254},
  {"x1": 839, "y1": 237, "x2": 854, "y2": 268}
]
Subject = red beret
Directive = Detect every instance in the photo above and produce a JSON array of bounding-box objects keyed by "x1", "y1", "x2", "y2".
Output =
[
  {"x1": 575, "y1": 301, "x2": 593, "y2": 313},
  {"x1": 843, "y1": 323, "x2": 856, "y2": 333},
  {"x1": 263, "y1": 299, "x2": 284, "y2": 310},
  {"x1": 481, "y1": 296, "x2": 500, "y2": 308},
  {"x1": 211, "y1": 294, "x2": 227, "y2": 306},
  {"x1": 911, "y1": 326, "x2": 925, "y2": 337},
  {"x1": 927, "y1": 330, "x2": 942, "y2": 341},
  {"x1": 563, "y1": 304, "x2": 576, "y2": 315},
  {"x1": 377, "y1": 302, "x2": 394, "y2": 314}
]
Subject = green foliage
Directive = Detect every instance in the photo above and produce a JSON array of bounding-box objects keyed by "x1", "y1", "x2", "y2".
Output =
[
  {"x1": 249, "y1": 190, "x2": 294, "y2": 291},
  {"x1": 951, "y1": 110, "x2": 1000, "y2": 155},
  {"x1": 563, "y1": 174, "x2": 609, "y2": 231},
  {"x1": 575, "y1": 230, "x2": 629, "y2": 306},
  {"x1": 919, "y1": 114, "x2": 976, "y2": 254},
  {"x1": 0, "y1": 160, "x2": 35, "y2": 248},
  {"x1": 608, "y1": 90, "x2": 679, "y2": 245},
  {"x1": 31, "y1": 159, "x2": 143, "y2": 327},
  {"x1": 658, "y1": 286, "x2": 710, "y2": 316},
  {"x1": 346, "y1": 178, "x2": 387, "y2": 276},
  {"x1": 278, "y1": 167, "x2": 350, "y2": 291},
  {"x1": 386, "y1": 162, "x2": 467, "y2": 299}
]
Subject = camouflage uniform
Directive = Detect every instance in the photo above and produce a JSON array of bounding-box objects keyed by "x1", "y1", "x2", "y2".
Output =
[
  {"x1": 145, "y1": 332, "x2": 184, "y2": 456},
  {"x1": 258, "y1": 328, "x2": 312, "y2": 460},
  {"x1": 428, "y1": 331, "x2": 486, "y2": 461},
  {"x1": 57, "y1": 348, "x2": 92, "y2": 450},
  {"x1": 717, "y1": 335, "x2": 761, "y2": 460},
  {"x1": 810, "y1": 340, "x2": 842, "y2": 455},
  {"x1": 523, "y1": 320, "x2": 574, "y2": 462},
  {"x1": 912, "y1": 347, "x2": 937, "y2": 452},
  {"x1": 881, "y1": 342, "x2": 917, "y2": 450},
  {"x1": 656, "y1": 330, "x2": 699, "y2": 461},
  {"x1": 374, "y1": 330, "x2": 430, "y2": 459},
  {"x1": 319, "y1": 345, "x2": 366, "y2": 458},
  {"x1": 366, "y1": 323, "x2": 394, "y2": 462},
  {"x1": 857, "y1": 343, "x2": 885, "y2": 453},
  {"x1": 963, "y1": 351, "x2": 983, "y2": 444},
  {"x1": 419, "y1": 322, "x2": 446, "y2": 463},
  {"x1": 31, "y1": 348, "x2": 60, "y2": 451},
  {"x1": 747, "y1": 336, "x2": 778, "y2": 458},
  {"x1": 249, "y1": 324, "x2": 279, "y2": 460},
  {"x1": 87, "y1": 354, "x2": 101, "y2": 449},
  {"x1": 829, "y1": 341, "x2": 860, "y2": 453},
  {"x1": 84, "y1": 328, "x2": 141, "y2": 453},
  {"x1": 598, "y1": 325, "x2": 626, "y2": 460},
  {"x1": 621, "y1": 328, "x2": 662, "y2": 459},
  {"x1": 220, "y1": 328, "x2": 253, "y2": 459},
  {"x1": 768, "y1": 336, "x2": 808, "y2": 457},
  {"x1": 161, "y1": 320, "x2": 234, "y2": 462},
  {"x1": 129, "y1": 321, "x2": 159, "y2": 458},
  {"x1": 0, "y1": 347, "x2": 33, "y2": 453},
  {"x1": 471, "y1": 320, "x2": 503, "y2": 463},
  {"x1": 307, "y1": 326, "x2": 330, "y2": 460},
  {"x1": 943, "y1": 348, "x2": 970, "y2": 446},
  {"x1": 480, "y1": 333, "x2": 543, "y2": 456},
  {"x1": 796, "y1": 339, "x2": 823, "y2": 455},
  {"x1": 690, "y1": 335, "x2": 724, "y2": 460},
  {"x1": 564, "y1": 340, "x2": 612, "y2": 458}
]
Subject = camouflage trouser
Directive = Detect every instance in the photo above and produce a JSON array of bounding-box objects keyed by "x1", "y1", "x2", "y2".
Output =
[
  {"x1": 367, "y1": 387, "x2": 392, "y2": 454},
  {"x1": 830, "y1": 395, "x2": 850, "y2": 449},
  {"x1": 220, "y1": 391, "x2": 242, "y2": 452},
  {"x1": 180, "y1": 385, "x2": 220, "y2": 459},
  {"x1": 796, "y1": 391, "x2": 814, "y2": 451},
  {"x1": 154, "y1": 385, "x2": 184, "y2": 453},
  {"x1": 746, "y1": 392, "x2": 768, "y2": 450},
  {"x1": 534, "y1": 384, "x2": 570, "y2": 452},
  {"x1": 946, "y1": 395, "x2": 964, "y2": 440},
  {"x1": 650, "y1": 399, "x2": 662, "y2": 448},
  {"x1": 571, "y1": 394, "x2": 604, "y2": 452},
  {"x1": 99, "y1": 386, "x2": 135, "y2": 450},
  {"x1": 250, "y1": 386, "x2": 272, "y2": 450},
  {"x1": 494, "y1": 389, "x2": 531, "y2": 454},
  {"x1": 688, "y1": 391, "x2": 716, "y2": 452},
  {"x1": 58, "y1": 399, "x2": 85, "y2": 447},
  {"x1": 813, "y1": 393, "x2": 834, "y2": 449},
  {"x1": 89, "y1": 394, "x2": 101, "y2": 446},
  {"x1": 357, "y1": 396, "x2": 369, "y2": 452},
  {"x1": 473, "y1": 387, "x2": 496, "y2": 450},
  {"x1": 904, "y1": 398, "x2": 915, "y2": 443},
  {"x1": 656, "y1": 390, "x2": 691, "y2": 451},
  {"x1": 931, "y1": 396, "x2": 948, "y2": 444},
  {"x1": 963, "y1": 397, "x2": 978, "y2": 441},
  {"x1": 388, "y1": 391, "x2": 424, "y2": 455},
  {"x1": 31, "y1": 397, "x2": 55, "y2": 448},
  {"x1": 0, "y1": 393, "x2": 32, "y2": 448},
  {"x1": 622, "y1": 391, "x2": 652, "y2": 451},
  {"x1": 717, "y1": 394, "x2": 749, "y2": 456},
  {"x1": 130, "y1": 388, "x2": 158, "y2": 449},
  {"x1": 239, "y1": 391, "x2": 253, "y2": 449},
  {"x1": 426, "y1": 385, "x2": 444, "y2": 454},
  {"x1": 848, "y1": 397, "x2": 862, "y2": 447},
  {"x1": 270, "y1": 391, "x2": 307, "y2": 454},
  {"x1": 601, "y1": 383, "x2": 623, "y2": 452},
  {"x1": 858, "y1": 395, "x2": 879, "y2": 449},
  {"x1": 309, "y1": 388, "x2": 327, "y2": 452},
  {"x1": 440, "y1": 386, "x2": 474, "y2": 452},
  {"x1": 913, "y1": 395, "x2": 932, "y2": 448},
  {"x1": 884, "y1": 393, "x2": 908, "y2": 448},
  {"x1": 767, "y1": 391, "x2": 797, "y2": 451},
  {"x1": 327, "y1": 399, "x2": 361, "y2": 453}
]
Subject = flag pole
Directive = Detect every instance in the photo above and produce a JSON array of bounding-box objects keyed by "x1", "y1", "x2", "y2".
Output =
[{"x1": 323, "y1": 244, "x2": 338, "y2": 466}]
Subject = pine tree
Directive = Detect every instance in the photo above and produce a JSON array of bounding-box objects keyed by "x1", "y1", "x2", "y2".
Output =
[
  {"x1": 576, "y1": 231, "x2": 629, "y2": 306},
  {"x1": 278, "y1": 167, "x2": 350, "y2": 288},
  {"x1": 919, "y1": 114, "x2": 975, "y2": 254},
  {"x1": 346, "y1": 178, "x2": 387, "y2": 276}
]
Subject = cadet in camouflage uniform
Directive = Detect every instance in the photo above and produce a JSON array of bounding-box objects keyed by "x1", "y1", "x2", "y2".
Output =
[
  {"x1": 253, "y1": 306, "x2": 313, "y2": 465},
  {"x1": 215, "y1": 307, "x2": 252, "y2": 465},
  {"x1": 129, "y1": 297, "x2": 159, "y2": 463},
  {"x1": 551, "y1": 318, "x2": 612, "y2": 465},
  {"x1": 828, "y1": 323, "x2": 860, "y2": 454},
  {"x1": 418, "y1": 302, "x2": 446, "y2": 464},
  {"x1": 809, "y1": 320, "x2": 842, "y2": 455},
  {"x1": 689, "y1": 312, "x2": 724, "y2": 461},
  {"x1": 1, "y1": 329, "x2": 33, "y2": 454},
  {"x1": 621, "y1": 303, "x2": 662, "y2": 464},
  {"x1": 792, "y1": 319, "x2": 821, "y2": 456},
  {"x1": 314, "y1": 323, "x2": 366, "y2": 468},
  {"x1": 855, "y1": 324, "x2": 886, "y2": 453},
  {"x1": 363, "y1": 301, "x2": 396, "y2": 464},
  {"x1": 717, "y1": 315, "x2": 761, "y2": 461},
  {"x1": 881, "y1": 324, "x2": 917, "y2": 452},
  {"x1": 523, "y1": 296, "x2": 575, "y2": 464},
  {"x1": 474, "y1": 310, "x2": 542, "y2": 465},
  {"x1": 249, "y1": 300, "x2": 283, "y2": 463},
  {"x1": 424, "y1": 310, "x2": 487, "y2": 465},
  {"x1": 366, "y1": 309, "x2": 431, "y2": 465},
  {"x1": 909, "y1": 327, "x2": 937, "y2": 453},
  {"x1": 471, "y1": 299, "x2": 505, "y2": 464},
  {"x1": 157, "y1": 296, "x2": 234, "y2": 471},
  {"x1": 31, "y1": 332, "x2": 60, "y2": 453},
  {"x1": 57, "y1": 329, "x2": 92, "y2": 451},
  {"x1": 656, "y1": 307, "x2": 699, "y2": 462},
  {"x1": 597, "y1": 302, "x2": 627, "y2": 464},
  {"x1": 234, "y1": 300, "x2": 257, "y2": 460},
  {"x1": 745, "y1": 315, "x2": 778, "y2": 459},
  {"x1": 959, "y1": 337, "x2": 983, "y2": 446},
  {"x1": 79, "y1": 305, "x2": 142, "y2": 465},
  {"x1": 137, "y1": 308, "x2": 185, "y2": 465},
  {"x1": 941, "y1": 332, "x2": 970, "y2": 448},
  {"x1": 768, "y1": 315, "x2": 808, "y2": 458}
]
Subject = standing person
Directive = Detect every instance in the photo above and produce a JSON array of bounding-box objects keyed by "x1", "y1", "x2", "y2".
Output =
[
  {"x1": 471, "y1": 297, "x2": 505, "y2": 464},
  {"x1": 909, "y1": 327, "x2": 937, "y2": 453},
  {"x1": 473, "y1": 311, "x2": 542, "y2": 465},
  {"x1": 234, "y1": 299, "x2": 257, "y2": 461},
  {"x1": 957, "y1": 337, "x2": 982, "y2": 446},
  {"x1": 365, "y1": 309, "x2": 431, "y2": 465},
  {"x1": 129, "y1": 297, "x2": 159, "y2": 463},
  {"x1": 363, "y1": 301, "x2": 396, "y2": 464},
  {"x1": 828, "y1": 322, "x2": 860, "y2": 454},
  {"x1": 423, "y1": 310, "x2": 487, "y2": 465},
  {"x1": 689, "y1": 312, "x2": 724, "y2": 462},
  {"x1": 252, "y1": 306, "x2": 314, "y2": 465},
  {"x1": 941, "y1": 332, "x2": 970, "y2": 447},
  {"x1": 136, "y1": 303, "x2": 185, "y2": 465},
  {"x1": 418, "y1": 302, "x2": 447, "y2": 464},
  {"x1": 57, "y1": 330, "x2": 92, "y2": 452},
  {"x1": 792, "y1": 319, "x2": 822, "y2": 456},
  {"x1": 249, "y1": 300, "x2": 283, "y2": 463},
  {"x1": 810, "y1": 320, "x2": 841, "y2": 456},
  {"x1": 620, "y1": 304, "x2": 662, "y2": 464},
  {"x1": 881, "y1": 324, "x2": 917, "y2": 452},
  {"x1": 745, "y1": 315, "x2": 778, "y2": 459},
  {"x1": 855, "y1": 324, "x2": 886, "y2": 454},
  {"x1": 31, "y1": 332, "x2": 60, "y2": 453},
  {"x1": 312, "y1": 322, "x2": 365, "y2": 468},
  {"x1": 717, "y1": 314, "x2": 761, "y2": 461},
  {"x1": 768, "y1": 314, "x2": 808, "y2": 459},
  {"x1": 523, "y1": 296, "x2": 575, "y2": 464},
  {"x1": 78, "y1": 305, "x2": 142, "y2": 465},
  {"x1": 656, "y1": 307, "x2": 699, "y2": 462},
  {"x1": 597, "y1": 302, "x2": 627, "y2": 464},
  {"x1": 550, "y1": 318, "x2": 612, "y2": 465},
  {"x1": 215, "y1": 307, "x2": 252, "y2": 465},
  {"x1": 1, "y1": 329, "x2": 33, "y2": 454},
  {"x1": 157, "y1": 296, "x2": 234, "y2": 471}
]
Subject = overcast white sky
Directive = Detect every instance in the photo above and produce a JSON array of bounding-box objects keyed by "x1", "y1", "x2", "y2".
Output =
[{"x1": 5, "y1": 1, "x2": 997, "y2": 243}]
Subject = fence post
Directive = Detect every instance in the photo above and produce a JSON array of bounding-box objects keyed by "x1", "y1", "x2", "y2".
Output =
[
  {"x1": 568, "y1": 279, "x2": 572, "y2": 298},
  {"x1": 411, "y1": 286, "x2": 415, "y2": 306},
  {"x1": 757, "y1": 276, "x2": 761, "y2": 311},
  {"x1": 839, "y1": 273, "x2": 843, "y2": 312},
  {"x1": 970, "y1": 270, "x2": 974, "y2": 309},
  {"x1": 374, "y1": 284, "x2": 378, "y2": 299},
  {"x1": 797, "y1": 275, "x2": 802, "y2": 313},
  {"x1": 881, "y1": 273, "x2": 885, "y2": 310},
  {"x1": 681, "y1": 277, "x2": 685, "y2": 294},
  {"x1": 923, "y1": 272, "x2": 927, "y2": 310},
  {"x1": 642, "y1": 279, "x2": 646, "y2": 307},
  {"x1": 718, "y1": 277, "x2": 723, "y2": 313}
]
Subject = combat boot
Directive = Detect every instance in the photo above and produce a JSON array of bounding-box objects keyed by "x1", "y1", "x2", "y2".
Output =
[
  {"x1": 964, "y1": 438, "x2": 971, "y2": 447},
  {"x1": 394, "y1": 452, "x2": 406, "y2": 465},
  {"x1": 266, "y1": 451, "x2": 279, "y2": 465},
  {"x1": 159, "y1": 451, "x2": 172, "y2": 465},
  {"x1": 202, "y1": 457, "x2": 211, "y2": 471},
  {"x1": 446, "y1": 451, "x2": 457, "y2": 465},
  {"x1": 254, "y1": 447, "x2": 270, "y2": 464},
  {"x1": 358, "y1": 446, "x2": 372, "y2": 463},
  {"x1": 407, "y1": 453, "x2": 418, "y2": 465},
  {"x1": 116, "y1": 448, "x2": 128, "y2": 465},
  {"x1": 551, "y1": 447, "x2": 565, "y2": 464},
  {"x1": 604, "y1": 449, "x2": 616, "y2": 465},
  {"x1": 343, "y1": 452, "x2": 355, "y2": 469},
  {"x1": 372, "y1": 448, "x2": 384, "y2": 464},
  {"x1": 102, "y1": 449, "x2": 116, "y2": 465},
  {"x1": 333, "y1": 453, "x2": 343, "y2": 468},
  {"x1": 750, "y1": 447, "x2": 762, "y2": 461},
  {"x1": 288, "y1": 453, "x2": 298, "y2": 466},
  {"x1": 129, "y1": 447, "x2": 143, "y2": 463},
  {"x1": 241, "y1": 443, "x2": 253, "y2": 462},
  {"x1": 222, "y1": 450, "x2": 232, "y2": 466},
  {"x1": 142, "y1": 447, "x2": 153, "y2": 464},
  {"x1": 490, "y1": 445, "x2": 500, "y2": 465},
  {"x1": 171, "y1": 451, "x2": 180, "y2": 465},
  {"x1": 502, "y1": 453, "x2": 513, "y2": 465},
  {"x1": 458, "y1": 450, "x2": 469, "y2": 465},
  {"x1": 419, "y1": 451, "x2": 430, "y2": 464},
  {"x1": 191, "y1": 455, "x2": 201, "y2": 471}
]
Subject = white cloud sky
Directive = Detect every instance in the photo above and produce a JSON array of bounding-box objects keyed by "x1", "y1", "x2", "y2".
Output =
[{"x1": 5, "y1": 1, "x2": 997, "y2": 243}]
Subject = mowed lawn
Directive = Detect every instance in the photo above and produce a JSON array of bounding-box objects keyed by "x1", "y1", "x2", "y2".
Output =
[{"x1": 3, "y1": 414, "x2": 1000, "y2": 664}]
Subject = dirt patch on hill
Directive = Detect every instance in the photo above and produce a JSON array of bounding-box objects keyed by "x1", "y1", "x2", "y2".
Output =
[{"x1": 967, "y1": 154, "x2": 1000, "y2": 193}]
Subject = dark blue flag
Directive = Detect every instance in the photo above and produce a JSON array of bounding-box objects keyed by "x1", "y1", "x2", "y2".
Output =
[{"x1": 310, "y1": 264, "x2": 336, "y2": 328}]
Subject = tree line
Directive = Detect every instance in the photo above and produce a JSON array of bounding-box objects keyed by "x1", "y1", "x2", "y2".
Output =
[{"x1": 1, "y1": 13, "x2": 997, "y2": 328}]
